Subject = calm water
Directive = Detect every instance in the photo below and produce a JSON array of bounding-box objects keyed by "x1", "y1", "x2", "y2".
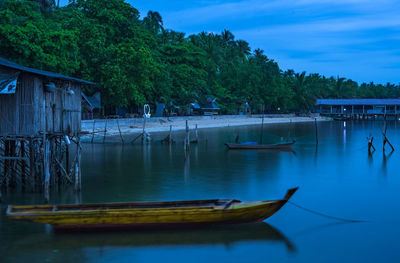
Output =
[{"x1": 1, "y1": 120, "x2": 400, "y2": 263}]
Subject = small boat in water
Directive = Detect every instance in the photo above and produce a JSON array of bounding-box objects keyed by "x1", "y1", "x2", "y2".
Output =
[
  {"x1": 225, "y1": 140, "x2": 296, "y2": 150},
  {"x1": 6, "y1": 188, "x2": 298, "y2": 230}
]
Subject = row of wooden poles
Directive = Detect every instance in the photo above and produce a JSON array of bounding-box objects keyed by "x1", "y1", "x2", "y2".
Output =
[
  {"x1": 87, "y1": 116, "x2": 396, "y2": 155},
  {"x1": 88, "y1": 117, "x2": 200, "y2": 147}
]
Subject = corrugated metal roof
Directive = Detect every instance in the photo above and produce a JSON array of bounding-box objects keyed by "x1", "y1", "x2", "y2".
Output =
[
  {"x1": 0, "y1": 57, "x2": 95, "y2": 85},
  {"x1": 316, "y1": 99, "x2": 400, "y2": 105}
]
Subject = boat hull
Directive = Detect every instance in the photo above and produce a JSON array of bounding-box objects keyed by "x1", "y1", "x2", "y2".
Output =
[{"x1": 7, "y1": 188, "x2": 298, "y2": 229}]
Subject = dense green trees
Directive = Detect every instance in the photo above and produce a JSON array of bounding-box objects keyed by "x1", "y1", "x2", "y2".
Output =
[{"x1": 1, "y1": 0, "x2": 399, "y2": 114}]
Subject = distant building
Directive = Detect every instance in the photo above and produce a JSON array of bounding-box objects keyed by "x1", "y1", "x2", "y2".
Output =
[
  {"x1": 82, "y1": 92, "x2": 101, "y2": 120},
  {"x1": 190, "y1": 102, "x2": 201, "y2": 115},
  {"x1": 316, "y1": 99, "x2": 400, "y2": 116},
  {"x1": 201, "y1": 97, "x2": 220, "y2": 115}
]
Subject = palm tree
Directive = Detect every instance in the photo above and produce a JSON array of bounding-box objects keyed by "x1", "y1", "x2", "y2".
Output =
[
  {"x1": 31, "y1": 0, "x2": 55, "y2": 11},
  {"x1": 161, "y1": 30, "x2": 185, "y2": 44},
  {"x1": 292, "y1": 72, "x2": 312, "y2": 109},
  {"x1": 143, "y1": 11, "x2": 164, "y2": 33},
  {"x1": 236, "y1": 40, "x2": 250, "y2": 61},
  {"x1": 220, "y1": 29, "x2": 235, "y2": 46},
  {"x1": 334, "y1": 76, "x2": 346, "y2": 98}
]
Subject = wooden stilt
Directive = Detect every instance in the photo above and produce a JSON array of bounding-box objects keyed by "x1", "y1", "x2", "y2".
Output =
[
  {"x1": 28, "y1": 138, "x2": 35, "y2": 191},
  {"x1": 21, "y1": 140, "x2": 26, "y2": 189},
  {"x1": 75, "y1": 137, "x2": 81, "y2": 192},
  {"x1": 0, "y1": 133, "x2": 81, "y2": 199},
  {"x1": 44, "y1": 138, "x2": 50, "y2": 202},
  {"x1": 9, "y1": 140, "x2": 16, "y2": 188}
]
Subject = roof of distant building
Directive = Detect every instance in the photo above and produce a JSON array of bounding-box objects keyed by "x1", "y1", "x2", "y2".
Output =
[
  {"x1": 202, "y1": 97, "x2": 220, "y2": 110},
  {"x1": 316, "y1": 99, "x2": 400, "y2": 105},
  {"x1": 82, "y1": 92, "x2": 101, "y2": 109}
]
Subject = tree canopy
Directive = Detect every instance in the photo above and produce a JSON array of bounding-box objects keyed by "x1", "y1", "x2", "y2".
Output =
[{"x1": 1, "y1": 0, "x2": 399, "y2": 114}]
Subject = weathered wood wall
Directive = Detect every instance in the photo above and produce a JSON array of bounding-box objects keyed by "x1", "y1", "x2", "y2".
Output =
[
  {"x1": 0, "y1": 67, "x2": 81, "y2": 136},
  {"x1": 0, "y1": 72, "x2": 36, "y2": 135}
]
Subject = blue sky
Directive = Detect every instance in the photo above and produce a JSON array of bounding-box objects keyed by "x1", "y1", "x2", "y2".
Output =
[{"x1": 61, "y1": 0, "x2": 400, "y2": 84}]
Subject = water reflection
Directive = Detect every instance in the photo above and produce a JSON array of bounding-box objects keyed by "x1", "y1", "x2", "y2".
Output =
[
  {"x1": 4, "y1": 223, "x2": 295, "y2": 263},
  {"x1": 381, "y1": 151, "x2": 394, "y2": 177},
  {"x1": 10, "y1": 223, "x2": 294, "y2": 251},
  {"x1": 3, "y1": 121, "x2": 400, "y2": 263}
]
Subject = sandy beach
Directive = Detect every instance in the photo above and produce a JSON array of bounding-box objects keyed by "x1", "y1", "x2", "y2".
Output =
[{"x1": 81, "y1": 114, "x2": 330, "y2": 142}]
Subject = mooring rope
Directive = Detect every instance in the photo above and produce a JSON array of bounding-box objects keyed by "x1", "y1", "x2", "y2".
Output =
[{"x1": 288, "y1": 201, "x2": 366, "y2": 223}]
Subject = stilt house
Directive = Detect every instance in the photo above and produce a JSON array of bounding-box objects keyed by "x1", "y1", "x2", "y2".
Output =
[{"x1": 0, "y1": 57, "x2": 94, "y2": 199}]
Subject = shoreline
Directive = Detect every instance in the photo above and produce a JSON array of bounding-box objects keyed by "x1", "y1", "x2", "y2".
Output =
[{"x1": 81, "y1": 114, "x2": 331, "y2": 142}]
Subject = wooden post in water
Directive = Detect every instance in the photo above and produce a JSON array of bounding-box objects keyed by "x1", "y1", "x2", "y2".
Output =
[
  {"x1": 142, "y1": 116, "x2": 147, "y2": 144},
  {"x1": 91, "y1": 119, "x2": 96, "y2": 143},
  {"x1": 195, "y1": 124, "x2": 199, "y2": 143},
  {"x1": 367, "y1": 135, "x2": 375, "y2": 155},
  {"x1": 260, "y1": 107, "x2": 265, "y2": 144},
  {"x1": 169, "y1": 125, "x2": 172, "y2": 144},
  {"x1": 185, "y1": 120, "x2": 190, "y2": 152},
  {"x1": 288, "y1": 119, "x2": 292, "y2": 139},
  {"x1": 381, "y1": 122, "x2": 395, "y2": 152},
  {"x1": 117, "y1": 117, "x2": 124, "y2": 144},
  {"x1": 314, "y1": 118, "x2": 319, "y2": 145},
  {"x1": 103, "y1": 118, "x2": 108, "y2": 143}
]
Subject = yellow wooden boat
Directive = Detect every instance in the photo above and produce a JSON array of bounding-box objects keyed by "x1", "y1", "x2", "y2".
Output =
[{"x1": 6, "y1": 187, "x2": 298, "y2": 230}]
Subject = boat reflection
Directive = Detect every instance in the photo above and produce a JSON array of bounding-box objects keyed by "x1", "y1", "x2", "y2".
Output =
[
  {"x1": 11, "y1": 223, "x2": 295, "y2": 252},
  {"x1": 225, "y1": 148, "x2": 296, "y2": 154}
]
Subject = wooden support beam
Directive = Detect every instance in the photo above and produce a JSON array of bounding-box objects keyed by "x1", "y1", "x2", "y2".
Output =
[
  {"x1": 0, "y1": 157, "x2": 29, "y2": 161},
  {"x1": 131, "y1": 133, "x2": 143, "y2": 144},
  {"x1": 54, "y1": 158, "x2": 73, "y2": 184}
]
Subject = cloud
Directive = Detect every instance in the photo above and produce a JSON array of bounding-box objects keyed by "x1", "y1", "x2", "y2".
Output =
[{"x1": 162, "y1": 0, "x2": 398, "y2": 28}]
